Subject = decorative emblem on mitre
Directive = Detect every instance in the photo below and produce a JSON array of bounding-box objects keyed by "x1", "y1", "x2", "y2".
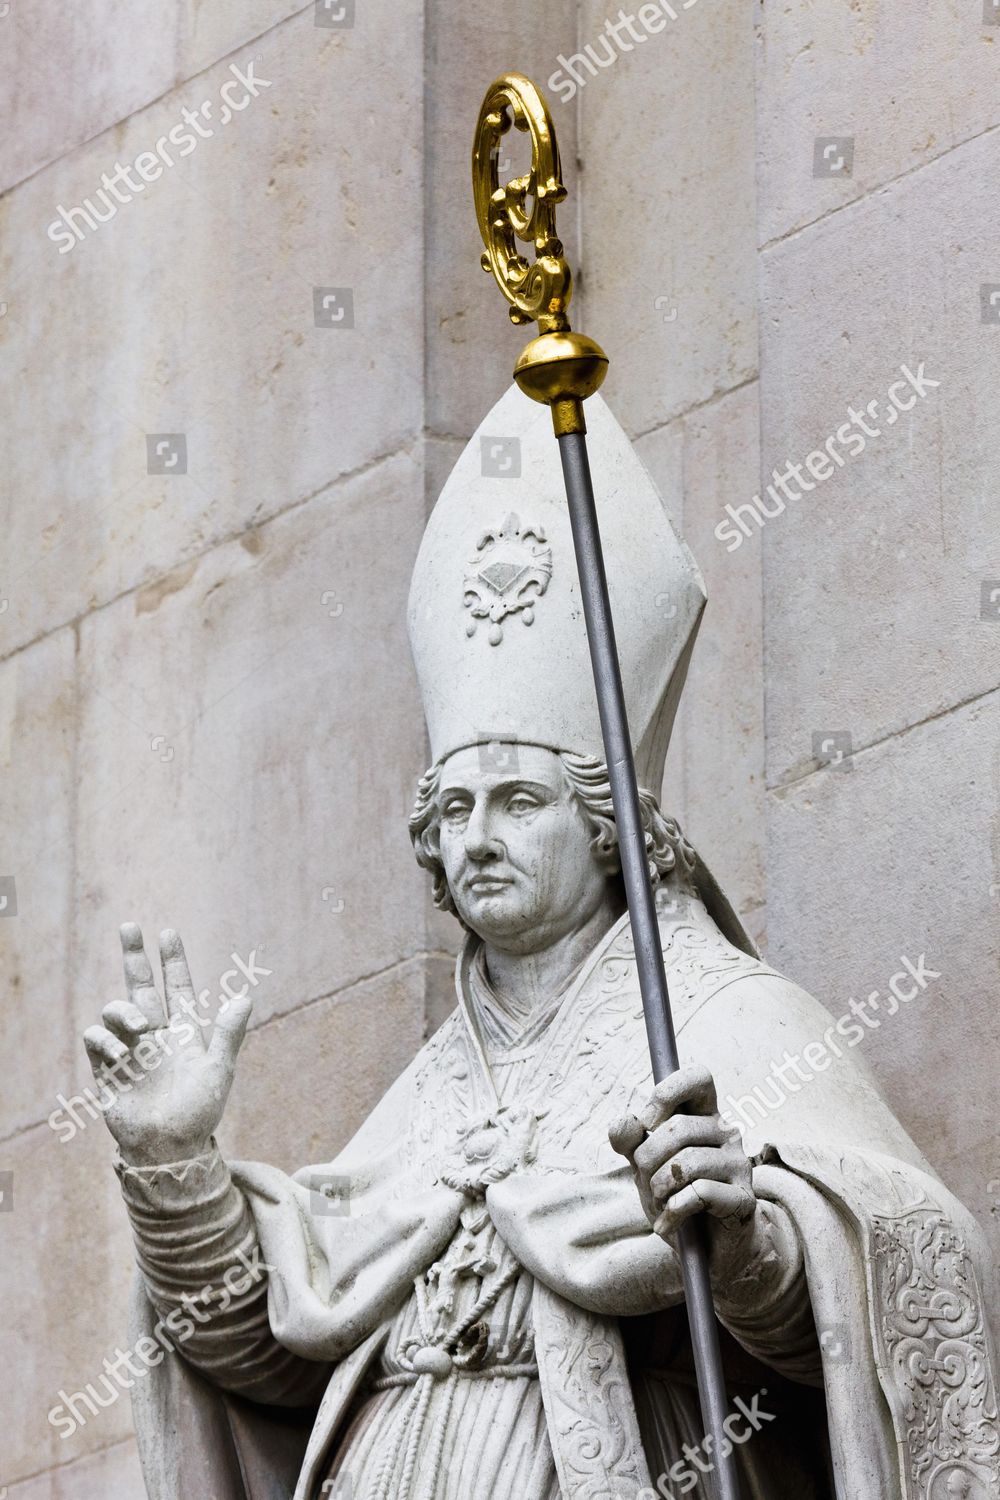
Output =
[
  {"x1": 463, "y1": 511, "x2": 552, "y2": 645},
  {"x1": 408, "y1": 384, "x2": 707, "y2": 789}
]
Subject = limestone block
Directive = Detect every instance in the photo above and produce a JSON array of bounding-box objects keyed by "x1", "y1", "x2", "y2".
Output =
[
  {"x1": 0, "y1": 4, "x2": 177, "y2": 193},
  {"x1": 0, "y1": 5, "x2": 423, "y2": 656},
  {"x1": 218, "y1": 956, "x2": 441, "y2": 1173},
  {"x1": 1, "y1": 0, "x2": 309, "y2": 191},
  {"x1": 0, "y1": 1124, "x2": 137, "y2": 1481},
  {"x1": 756, "y1": 0, "x2": 1000, "y2": 246},
  {"x1": 578, "y1": 0, "x2": 757, "y2": 435},
  {"x1": 422, "y1": 949, "x2": 460, "y2": 1042},
  {"x1": 642, "y1": 384, "x2": 767, "y2": 947},
  {"x1": 424, "y1": 437, "x2": 464, "y2": 525},
  {"x1": 758, "y1": 129, "x2": 1000, "y2": 788},
  {"x1": 3, "y1": 1439, "x2": 143, "y2": 1499},
  {"x1": 766, "y1": 690, "x2": 1000, "y2": 1263},
  {"x1": 177, "y1": 2, "x2": 316, "y2": 88},
  {"x1": 0, "y1": 628, "x2": 78, "y2": 1140},
  {"x1": 70, "y1": 453, "x2": 429, "y2": 1115}
]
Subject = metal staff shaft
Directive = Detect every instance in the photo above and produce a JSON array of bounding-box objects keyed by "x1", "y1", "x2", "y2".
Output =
[
  {"x1": 557, "y1": 430, "x2": 743, "y2": 1500},
  {"x1": 472, "y1": 68, "x2": 743, "y2": 1500}
]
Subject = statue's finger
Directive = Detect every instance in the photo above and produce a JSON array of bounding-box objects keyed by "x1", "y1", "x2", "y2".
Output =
[
  {"x1": 648, "y1": 1146, "x2": 733, "y2": 1205},
  {"x1": 208, "y1": 994, "x2": 253, "y2": 1071},
  {"x1": 101, "y1": 999, "x2": 152, "y2": 1043},
  {"x1": 120, "y1": 924, "x2": 165, "y2": 1026},
  {"x1": 653, "y1": 1181, "x2": 752, "y2": 1237},
  {"x1": 159, "y1": 929, "x2": 202, "y2": 1039},
  {"x1": 633, "y1": 1116, "x2": 728, "y2": 1179},
  {"x1": 608, "y1": 1111, "x2": 645, "y2": 1161},
  {"x1": 83, "y1": 1024, "x2": 130, "y2": 1076},
  {"x1": 640, "y1": 1064, "x2": 717, "y2": 1132}
]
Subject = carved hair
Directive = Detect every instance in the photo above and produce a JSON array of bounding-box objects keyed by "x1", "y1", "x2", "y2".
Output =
[{"x1": 407, "y1": 748, "x2": 696, "y2": 919}]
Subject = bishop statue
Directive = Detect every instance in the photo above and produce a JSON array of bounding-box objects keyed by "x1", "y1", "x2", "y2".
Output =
[{"x1": 83, "y1": 383, "x2": 1000, "y2": 1500}]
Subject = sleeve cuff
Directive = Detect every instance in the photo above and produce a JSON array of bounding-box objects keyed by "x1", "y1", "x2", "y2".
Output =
[{"x1": 115, "y1": 1139, "x2": 233, "y2": 1215}]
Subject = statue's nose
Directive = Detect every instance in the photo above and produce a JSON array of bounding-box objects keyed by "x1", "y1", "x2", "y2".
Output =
[{"x1": 464, "y1": 801, "x2": 502, "y2": 860}]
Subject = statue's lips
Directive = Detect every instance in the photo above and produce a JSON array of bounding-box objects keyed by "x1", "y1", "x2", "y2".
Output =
[{"x1": 466, "y1": 874, "x2": 513, "y2": 893}]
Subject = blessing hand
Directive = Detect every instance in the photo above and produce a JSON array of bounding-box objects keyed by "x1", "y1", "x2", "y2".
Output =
[{"x1": 83, "y1": 924, "x2": 252, "y2": 1167}]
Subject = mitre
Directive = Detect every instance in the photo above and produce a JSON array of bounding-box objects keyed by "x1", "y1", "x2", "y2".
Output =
[{"x1": 407, "y1": 382, "x2": 706, "y2": 790}]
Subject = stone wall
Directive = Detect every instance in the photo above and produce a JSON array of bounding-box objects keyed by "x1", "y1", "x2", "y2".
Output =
[
  {"x1": 1, "y1": 1, "x2": 996, "y2": 1492},
  {"x1": 755, "y1": 2, "x2": 1000, "y2": 1269},
  {"x1": 580, "y1": 0, "x2": 1000, "y2": 1278}
]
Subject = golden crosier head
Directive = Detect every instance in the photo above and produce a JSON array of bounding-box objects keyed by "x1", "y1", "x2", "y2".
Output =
[
  {"x1": 472, "y1": 72, "x2": 571, "y2": 333},
  {"x1": 473, "y1": 72, "x2": 608, "y2": 437}
]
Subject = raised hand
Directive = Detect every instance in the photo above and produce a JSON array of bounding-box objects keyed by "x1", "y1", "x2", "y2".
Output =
[
  {"x1": 83, "y1": 924, "x2": 252, "y2": 1167},
  {"x1": 609, "y1": 1064, "x2": 757, "y2": 1271}
]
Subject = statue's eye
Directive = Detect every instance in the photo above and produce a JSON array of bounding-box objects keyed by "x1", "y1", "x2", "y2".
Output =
[
  {"x1": 507, "y1": 793, "x2": 539, "y2": 815},
  {"x1": 441, "y1": 801, "x2": 470, "y2": 824}
]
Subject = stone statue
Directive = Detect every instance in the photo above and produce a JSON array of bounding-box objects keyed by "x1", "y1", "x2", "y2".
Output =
[{"x1": 84, "y1": 388, "x2": 1000, "y2": 1499}]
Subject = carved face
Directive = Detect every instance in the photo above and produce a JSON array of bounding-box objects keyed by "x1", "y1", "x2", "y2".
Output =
[
  {"x1": 435, "y1": 743, "x2": 613, "y2": 951},
  {"x1": 945, "y1": 1475, "x2": 972, "y2": 1499}
]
